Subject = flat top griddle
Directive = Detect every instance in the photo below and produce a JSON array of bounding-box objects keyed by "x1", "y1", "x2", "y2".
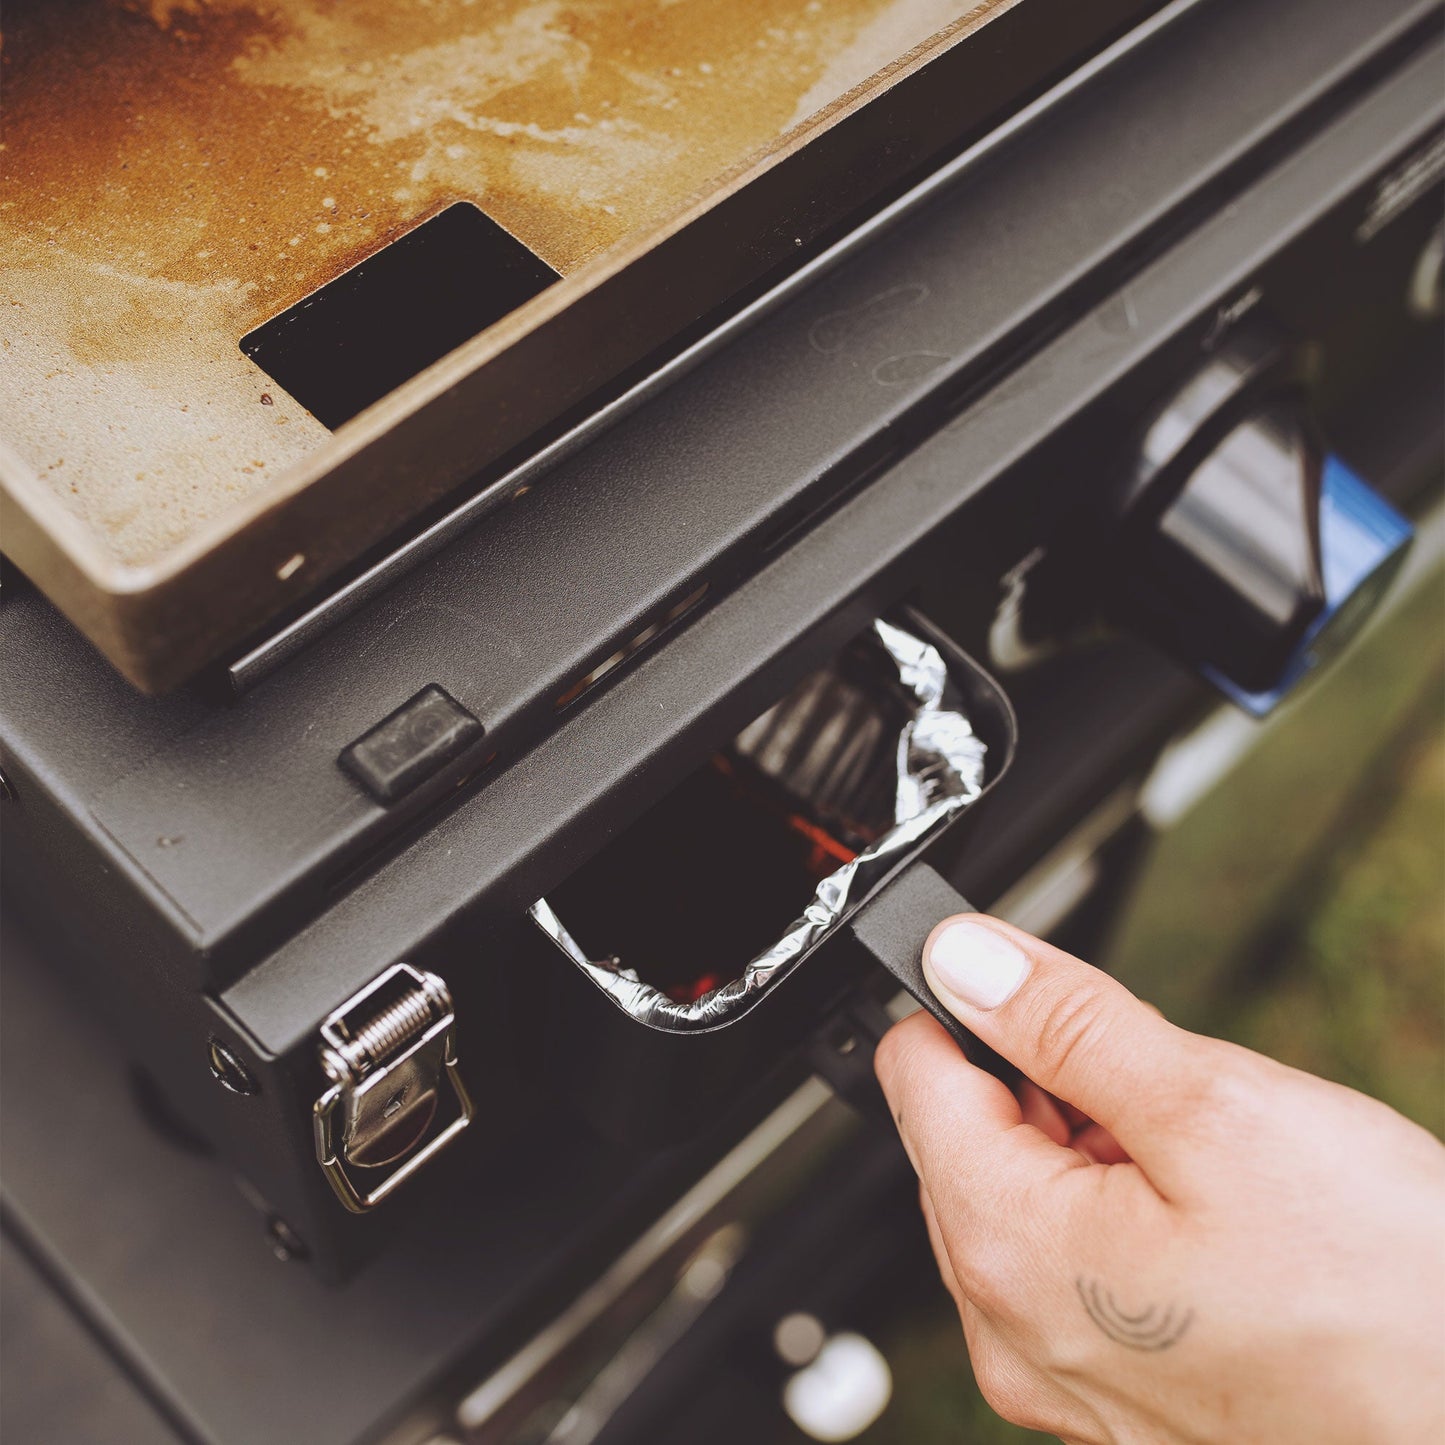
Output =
[
  {"x1": 1, "y1": 0, "x2": 1130, "y2": 690},
  {"x1": 4, "y1": 0, "x2": 992, "y2": 564}
]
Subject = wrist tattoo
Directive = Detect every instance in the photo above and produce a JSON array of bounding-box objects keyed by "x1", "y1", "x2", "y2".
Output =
[{"x1": 1076, "y1": 1277, "x2": 1193, "y2": 1352}]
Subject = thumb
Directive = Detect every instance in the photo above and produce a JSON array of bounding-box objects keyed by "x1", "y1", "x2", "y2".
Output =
[{"x1": 921, "y1": 915, "x2": 1208, "y2": 1175}]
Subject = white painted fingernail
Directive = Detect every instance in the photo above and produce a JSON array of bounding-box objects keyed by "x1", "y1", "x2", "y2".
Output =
[{"x1": 924, "y1": 921, "x2": 1030, "y2": 1011}]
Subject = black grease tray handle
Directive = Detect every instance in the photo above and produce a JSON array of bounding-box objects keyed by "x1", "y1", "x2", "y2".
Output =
[{"x1": 850, "y1": 860, "x2": 1016, "y2": 1071}]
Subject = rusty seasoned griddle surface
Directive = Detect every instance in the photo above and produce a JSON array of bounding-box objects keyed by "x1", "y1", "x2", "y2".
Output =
[{"x1": 1, "y1": 0, "x2": 994, "y2": 569}]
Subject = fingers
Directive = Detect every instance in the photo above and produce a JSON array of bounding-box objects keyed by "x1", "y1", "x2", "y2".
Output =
[
  {"x1": 875, "y1": 1009, "x2": 1024, "y2": 1178},
  {"x1": 1016, "y1": 1080, "x2": 1072, "y2": 1148},
  {"x1": 1018, "y1": 1080, "x2": 1131, "y2": 1162},
  {"x1": 876, "y1": 1011, "x2": 1085, "y2": 1224},
  {"x1": 919, "y1": 914, "x2": 1208, "y2": 1173},
  {"x1": 920, "y1": 1181, "x2": 968, "y2": 1314},
  {"x1": 923, "y1": 1177, "x2": 1062, "y2": 1437},
  {"x1": 1070, "y1": 1121, "x2": 1132, "y2": 1166}
]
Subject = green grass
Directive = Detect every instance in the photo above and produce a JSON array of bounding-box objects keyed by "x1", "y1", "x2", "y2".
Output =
[{"x1": 1214, "y1": 709, "x2": 1444, "y2": 1134}]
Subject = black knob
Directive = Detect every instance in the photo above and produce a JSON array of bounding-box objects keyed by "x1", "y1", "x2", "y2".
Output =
[
  {"x1": 1109, "y1": 322, "x2": 1414, "y2": 713},
  {"x1": 1114, "y1": 327, "x2": 1328, "y2": 693}
]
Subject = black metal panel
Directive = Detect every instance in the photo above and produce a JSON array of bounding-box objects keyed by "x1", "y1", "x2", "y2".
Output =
[
  {"x1": 0, "y1": 0, "x2": 1435, "y2": 995},
  {"x1": 0, "y1": 1236, "x2": 185, "y2": 1445}
]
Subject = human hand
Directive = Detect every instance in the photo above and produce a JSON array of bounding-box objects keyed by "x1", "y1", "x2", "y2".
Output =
[{"x1": 873, "y1": 914, "x2": 1445, "y2": 1445}]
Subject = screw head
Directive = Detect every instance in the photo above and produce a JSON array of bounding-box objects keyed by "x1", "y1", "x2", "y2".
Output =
[
  {"x1": 265, "y1": 1215, "x2": 309, "y2": 1263},
  {"x1": 207, "y1": 1037, "x2": 258, "y2": 1096}
]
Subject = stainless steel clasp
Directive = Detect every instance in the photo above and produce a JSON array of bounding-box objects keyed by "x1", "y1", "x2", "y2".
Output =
[{"x1": 312, "y1": 963, "x2": 473, "y2": 1213}]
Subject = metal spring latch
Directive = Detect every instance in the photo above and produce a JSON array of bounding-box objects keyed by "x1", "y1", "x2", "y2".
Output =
[{"x1": 313, "y1": 963, "x2": 473, "y2": 1213}]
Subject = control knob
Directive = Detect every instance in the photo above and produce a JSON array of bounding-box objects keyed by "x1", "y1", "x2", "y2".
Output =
[{"x1": 1112, "y1": 324, "x2": 1413, "y2": 714}]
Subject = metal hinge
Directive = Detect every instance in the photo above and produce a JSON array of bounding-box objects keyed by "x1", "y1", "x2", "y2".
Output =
[{"x1": 312, "y1": 963, "x2": 473, "y2": 1213}]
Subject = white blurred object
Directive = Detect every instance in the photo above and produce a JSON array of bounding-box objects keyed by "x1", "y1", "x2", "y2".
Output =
[{"x1": 782, "y1": 1331, "x2": 893, "y2": 1442}]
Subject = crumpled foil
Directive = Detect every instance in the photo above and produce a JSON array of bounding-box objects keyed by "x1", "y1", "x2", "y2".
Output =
[{"x1": 529, "y1": 618, "x2": 988, "y2": 1031}]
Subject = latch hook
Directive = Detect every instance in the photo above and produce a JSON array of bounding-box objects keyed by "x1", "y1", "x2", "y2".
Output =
[{"x1": 312, "y1": 963, "x2": 473, "y2": 1213}]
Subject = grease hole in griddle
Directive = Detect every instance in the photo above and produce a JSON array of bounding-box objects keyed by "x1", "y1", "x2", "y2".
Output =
[{"x1": 240, "y1": 202, "x2": 560, "y2": 430}]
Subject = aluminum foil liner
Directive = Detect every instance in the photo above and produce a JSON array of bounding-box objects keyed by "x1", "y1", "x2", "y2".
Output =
[{"x1": 529, "y1": 618, "x2": 988, "y2": 1031}]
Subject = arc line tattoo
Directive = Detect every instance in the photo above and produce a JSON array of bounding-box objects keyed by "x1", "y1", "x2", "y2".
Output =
[{"x1": 1076, "y1": 1278, "x2": 1194, "y2": 1351}]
